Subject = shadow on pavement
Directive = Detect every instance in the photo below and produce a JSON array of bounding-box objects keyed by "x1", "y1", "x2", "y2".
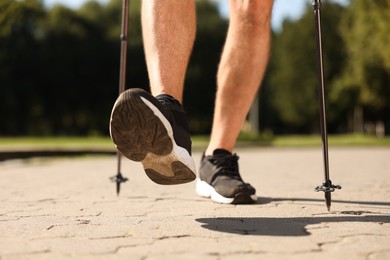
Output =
[{"x1": 196, "y1": 214, "x2": 390, "y2": 236}]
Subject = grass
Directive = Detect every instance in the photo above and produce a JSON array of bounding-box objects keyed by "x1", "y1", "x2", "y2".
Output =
[
  {"x1": 0, "y1": 134, "x2": 389, "y2": 151},
  {"x1": 0, "y1": 136, "x2": 114, "y2": 150},
  {"x1": 194, "y1": 134, "x2": 390, "y2": 148},
  {"x1": 273, "y1": 134, "x2": 390, "y2": 147}
]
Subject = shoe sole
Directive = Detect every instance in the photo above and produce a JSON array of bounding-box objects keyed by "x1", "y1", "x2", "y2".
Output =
[
  {"x1": 196, "y1": 179, "x2": 257, "y2": 204},
  {"x1": 110, "y1": 89, "x2": 196, "y2": 185}
]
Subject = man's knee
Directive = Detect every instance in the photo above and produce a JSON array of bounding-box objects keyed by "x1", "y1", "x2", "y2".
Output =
[{"x1": 230, "y1": 0, "x2": 274, "y2": 27}]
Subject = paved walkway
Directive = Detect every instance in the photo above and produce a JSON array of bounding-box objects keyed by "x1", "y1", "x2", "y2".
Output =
[{"x1": 1, "y1": 147, "x2": 389, "y2": 260}]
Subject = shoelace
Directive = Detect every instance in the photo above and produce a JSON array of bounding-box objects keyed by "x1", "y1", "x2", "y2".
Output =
[{"x1": 210, "y1": 154, "x2": 241, "y2": 180}]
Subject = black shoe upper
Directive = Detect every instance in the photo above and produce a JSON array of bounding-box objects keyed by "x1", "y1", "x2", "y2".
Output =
[
  {"x1": 199, "y1": 149, "x2": 256, "y2": 198},
  {"x1": 155, "y1": 94, "x2": 192, "y2": 155}
]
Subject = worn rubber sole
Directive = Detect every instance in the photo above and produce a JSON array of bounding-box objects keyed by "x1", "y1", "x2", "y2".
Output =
[
  {"x1": 196, "y1": 179, "x2": 257, "y2": 204},
  {"x1": 110, "y1": 89, "x2": 196, "y2": 185}
]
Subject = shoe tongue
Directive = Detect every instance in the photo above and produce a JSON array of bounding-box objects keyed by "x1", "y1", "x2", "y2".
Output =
[
  {"x1": 155, "y1": 94, "x2": 181, "y2": 106},
  {"x1": 213, "y1": 149, "x2": 232, "y2": 156}
]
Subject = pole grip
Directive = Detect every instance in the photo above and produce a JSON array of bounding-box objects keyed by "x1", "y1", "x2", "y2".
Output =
[{"x1": 312, "y1": 0, "x2": 321, "y2": 10}]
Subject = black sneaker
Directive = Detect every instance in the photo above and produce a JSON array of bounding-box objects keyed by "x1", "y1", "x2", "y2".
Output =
[
  {"x1": 109, "y1": 88, "x2": 196, "y2": 185},
  {"x1": 196, "y1": 149, "x2": 257, "y2": 204}
]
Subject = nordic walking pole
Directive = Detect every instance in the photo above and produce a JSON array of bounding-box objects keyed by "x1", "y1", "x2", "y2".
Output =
[
  {"x1": 110, "y1": 0, "x2": 130, "y2": 195},
  {"x1": 312, "y1": 0, "x2": 341, "y2": 211}
]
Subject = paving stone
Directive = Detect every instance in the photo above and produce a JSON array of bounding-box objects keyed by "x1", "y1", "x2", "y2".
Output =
[{"x1": 0, "y1": 147, "x2": 389, "y2": 259}]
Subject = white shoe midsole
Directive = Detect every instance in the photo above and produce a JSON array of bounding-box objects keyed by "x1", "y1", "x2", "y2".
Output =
[
  {"x1": 196, "y1": 179, "x2": 257, "y2": 204},
  {"x1": 140, "y1": 97, "x2": 196, "y2": 177},
  {"x1": 196, "y1": 179, "x2": 235, "y2": 204}
]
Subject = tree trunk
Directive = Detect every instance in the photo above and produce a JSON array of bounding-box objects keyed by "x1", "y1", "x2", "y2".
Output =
[{"x1": 353, "y1": 105, "x2": 364, "y2": 133}]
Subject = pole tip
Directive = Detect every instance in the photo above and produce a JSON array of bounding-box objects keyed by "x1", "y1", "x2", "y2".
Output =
[
  {"x1": 116, "y1": 183, "x2": 120, "y2": 196},
  {"x1": 325, "y1": 192, "x2": 331, "y2": 212}
]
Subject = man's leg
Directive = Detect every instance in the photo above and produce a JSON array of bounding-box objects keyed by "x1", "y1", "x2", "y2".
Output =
[
  {"x1": 110, "y1": 0, "x2": 196, "y2": 185},
  {"x1": 197, "y1": 0, "x2": 274, "y2": 204},
  {"x1": 206, "y1": 0, "x2": 274, "y2": 155},
  {"x1": 142, "y1": 0, "x2": 196, "y2": 103}
]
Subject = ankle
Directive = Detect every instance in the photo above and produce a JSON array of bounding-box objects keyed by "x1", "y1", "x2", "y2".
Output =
[{"x1": 205, "y1": 147, "x2": 233, "y2": 156}]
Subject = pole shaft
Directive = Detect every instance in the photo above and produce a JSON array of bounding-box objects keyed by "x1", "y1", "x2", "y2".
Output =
[
  {"x1": 117, "y1": 0, "x2": 130, "y2": 171},
  {"x1": 313, "y1": 0, "x2": 330, "y2": 182},
  {"x1": 119, "y1": 0, "x2": 130, "y2": 95}
]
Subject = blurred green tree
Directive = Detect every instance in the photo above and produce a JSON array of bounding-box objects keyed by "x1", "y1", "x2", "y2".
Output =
[
  {"x1": 267, "y1": 1, "x2": 346, "y2": 133},
  {"x1": 330, "y1": 0, "x2": 390, "y2": 133},
  {"x1": 184, "y1": 0, "x2": 228, "y2": 134},
  {"x1": 2, "y1": 0, "x2": 388, "y2": 136},
  {"x1": 0, "y1": 0, "x2": 227, "y2": 136},
  {"x1": 0, "y1": 0, "x2": 46, "y2": 134}
]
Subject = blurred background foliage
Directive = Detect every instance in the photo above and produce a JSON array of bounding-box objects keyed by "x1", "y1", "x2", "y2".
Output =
[{"x1": 0, "y1": 0, "x2": 389, "y2": 137}]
